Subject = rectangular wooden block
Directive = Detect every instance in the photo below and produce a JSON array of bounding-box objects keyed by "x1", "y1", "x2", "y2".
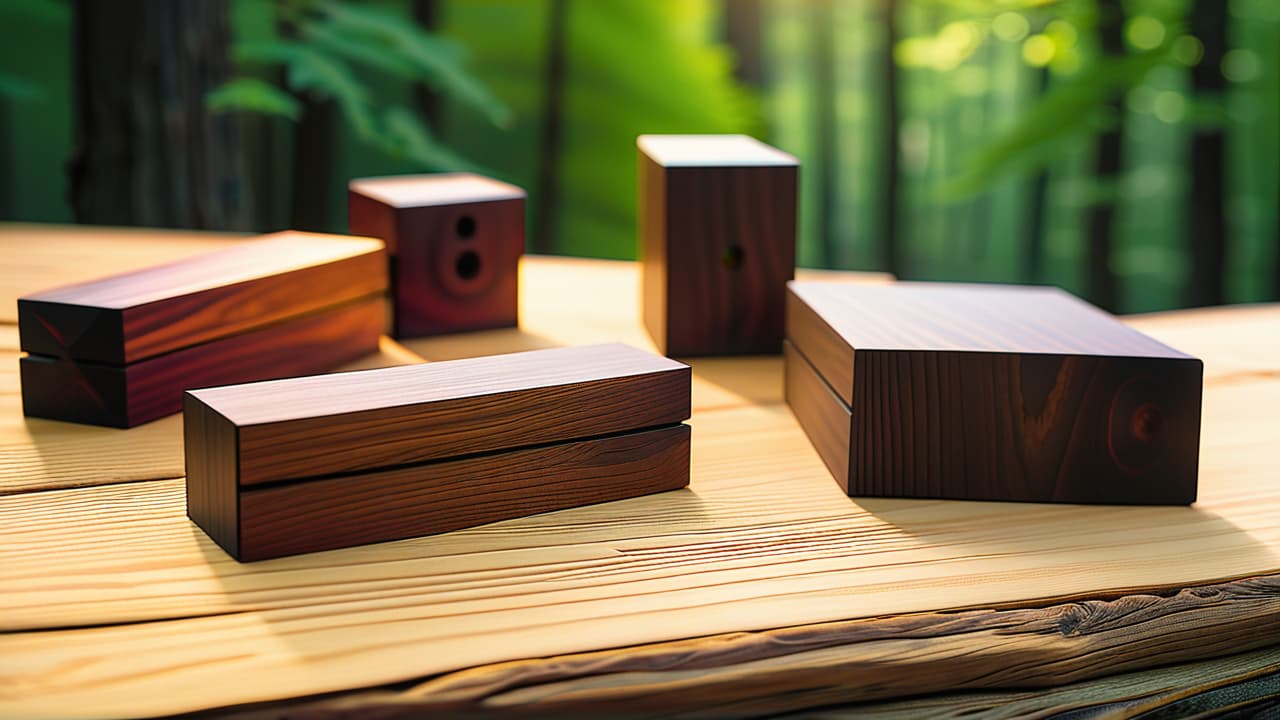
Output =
[
  {"x1": 18, "y1": 232, "x2": 388, "y2": 427},
  {"x1": 349, "y1": 173, "x2": 525, "y2": 338},
  {"x1": 785, "y1": 282, "x2": 1203, "y2": 504},
  {"x1": 184, "y1": 343, "x2": 692, "y2": 561},
  {"x1": 637, "y1": 135, "x2": 798, "y2": 357}
]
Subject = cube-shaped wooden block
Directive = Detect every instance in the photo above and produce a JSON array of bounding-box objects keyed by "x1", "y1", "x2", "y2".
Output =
[
  {"x1": 185, "y1": 344, "x2": 692, "y2": 561},
  {"x1": 348, "y1": 173, "x2": 525, "y2": 338},
  {"x1": 638, "y1": 135, "x2": 798, "y2": 357},
  {"x1": 785, "y1": 282, "x2": 1204, "y2": 505}
]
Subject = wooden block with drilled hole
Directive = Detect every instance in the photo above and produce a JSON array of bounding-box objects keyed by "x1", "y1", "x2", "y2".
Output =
[
  {"x1": 784, "y1": 282, "x2": 1203, "y2": 504},
  {"x1": 348, "y1": 173, "x2": 525, "y2": 338},
  {"x1": 184, "y1": 343, "x2": 692, "y2": 561},
  {"x1": 637, "y1": 134, "x2": 798, "y2": 357},
  {"x1": 18, "y1": 232, "x2": 387, "y2": 427}
]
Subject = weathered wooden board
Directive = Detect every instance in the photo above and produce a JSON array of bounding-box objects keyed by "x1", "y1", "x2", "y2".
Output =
[
  {"x1": 194, "y1": 577, "x2": 1280, "y2": 720},
  {"x1": 0, "y1": 224, "x2": 1277, "y2": 719}
]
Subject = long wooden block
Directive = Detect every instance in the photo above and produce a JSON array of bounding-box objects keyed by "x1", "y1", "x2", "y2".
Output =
[
  {"x1": 18, "y1": 231, "x2": 386, "y2": 364},
  {"x1": 637, "y1": 135, "x2": 798, "y2": 356},
  {"x1": 185, "y1": 343, "x2": 692, "y2": 560},
  {"x1": 348, "y1": 173, "x2": 525, "y2": 338},
  {"x1": 17, "y1": 231, "x2": 388, "y2": 427},
  {"x1": 785, "y1": 282, "x2": 1203, "y2": 504},
  {"x1": 21, "y1": 296, "x2": 385, "y2": 428}
]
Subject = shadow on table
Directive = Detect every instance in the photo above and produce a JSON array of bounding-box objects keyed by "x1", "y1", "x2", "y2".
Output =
[
  {"x1": 398, "y1": 327, "x2": 563, "y2": 362},
  {"x1": 853, "y1": 495, "x2": 1279, "y2": 575}
]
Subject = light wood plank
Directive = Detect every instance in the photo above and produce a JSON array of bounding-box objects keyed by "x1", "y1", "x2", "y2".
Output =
[
  {"x1": 2, "y1": 375, "x2": 1278, "y2": 717},
  {"x1": 202, "y1": 582, "x2": 1280, "y2": 720}
]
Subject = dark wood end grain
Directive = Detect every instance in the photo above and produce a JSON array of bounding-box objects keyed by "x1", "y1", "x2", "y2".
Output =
[{"x1": 185, "y1": 394, "x2": 240, "y2": 559}]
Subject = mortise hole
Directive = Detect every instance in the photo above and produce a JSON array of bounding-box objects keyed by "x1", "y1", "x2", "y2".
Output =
[
  {"x1": 456, "y1": 215, "x2": 476, "y2": 239},
  {"x1": 721, "y1": 245, "x2": 744, "y2": 271},
  {"x1": 455, "y1": 250, "x2": 482, "y2": 280}
]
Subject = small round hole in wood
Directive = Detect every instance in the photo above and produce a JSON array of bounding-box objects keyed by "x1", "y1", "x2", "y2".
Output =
[
  {"x1": 455, "y1": 250, "x2": 482, "y2": 281},
  {"x1": 456, "y1": 215, "x2": 476, "y2": 239},
  {"x1": 721, "y1": 245, "x2": 744, "y2": 271}
]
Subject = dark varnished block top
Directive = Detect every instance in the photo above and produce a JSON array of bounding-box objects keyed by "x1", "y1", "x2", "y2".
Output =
[{"x1": 18, "y1": 231, "x2": 387, "y2": 365}]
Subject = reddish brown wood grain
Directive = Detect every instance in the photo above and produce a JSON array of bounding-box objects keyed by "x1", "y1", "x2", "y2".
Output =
[
  {"x1": 237, "y1": 424, "x2": 691, "y2": 561},
  {"x1": 190, "y1": 342, "x2": 691, "y2": 486},
  {"x1": 638, "y1": 135, "x2": 797, "y2": 357},
  {"x1": 785, "y1": 282, "x2": 1203, "y2": 504},
  {"x1": 348, "y1": 173, "x2": 525, "y2": 338},
  {"x1": 18, "y1": 231, "x2": 386, "y2": 364},
  {"x1": 184, "y1": 342, "x2": 693, "y2": 560},
  {"x1": 22, "y1": 296, "x2": 386, "y2": 428}
]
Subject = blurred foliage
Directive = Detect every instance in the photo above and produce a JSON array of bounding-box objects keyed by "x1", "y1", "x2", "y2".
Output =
[
  {"x1": 209, "y1": 0, "x2": 510, "y2": 171},
  {"x1": 439, "y1": 0, "x2": 759, "y2": 258}
]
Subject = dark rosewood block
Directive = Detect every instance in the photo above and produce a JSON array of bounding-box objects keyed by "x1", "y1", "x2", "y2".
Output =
[
  {"x1": 637, "y1": 134, "x2": 798, "y2": 357},
  {"x1": 184, "y1": 343, "x2": 692, "y2": 561},
  {"x1": 18, "y1": 232, "x2": 387, "y2": 427},
  {"x1": 785, "y1": 282, "x2": 1203, "y2": 504},
  {"x1": 348, "y1": 173, "x2": 525, "y2": 338}
]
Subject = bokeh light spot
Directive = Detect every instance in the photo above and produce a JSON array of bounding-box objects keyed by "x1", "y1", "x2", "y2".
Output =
[
  {"x1": 992, "y1": 12, "x2": 1029, "y2": 43},
  {"x1": 1022, "y1": 34, "x2": 1055, "y2": 67},
  {"x1": 1126, "y1": 16, "x2": 1166, "y2": 50}
]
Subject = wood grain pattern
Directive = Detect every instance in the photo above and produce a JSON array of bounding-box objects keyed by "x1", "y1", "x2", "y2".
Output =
[
  {"x1": 638, "y1": 135, "x2": 797, "y2": 356},
  {"x1": 18, "y1": 231, "x2": 386, "y2": 364},
  {"x1": 20, "y1": 296, "x2": 385, "y2": 427},
  {"x1": 348, "y1": 173, "x2": 524, "y2": 338},
  {"x1": 237, "y1": 424, "x2": 690, "y2": 561},
  {"x1": 200, "y1": 575, "x2": 1280, "y2": 720},
  {"x1": 188, "y1": 343, "x2": 691, "y2": 486},
  {"x1": 185, "y1": 343, "x2": 691, "y2": 560},
  {"x1": 1, "y1": 226, "x2": 1278, "y2": 719},
  {"x1": 786, "y1": 282, "x2": 1203, "y2": 504}
]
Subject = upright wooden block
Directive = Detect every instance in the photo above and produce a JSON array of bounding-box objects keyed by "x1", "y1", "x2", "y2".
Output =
[
  {"x1": 637, "y1": 134, "x2": 798, "y2": 357},
  {"x1": 185, "y1": 343, "x2": 692, "y2": 561},
  {"x1": 18, "y1": 231, "x2": 387, "y2": 427},
  {"x1": 785, "y1": 282, "x2": 1203, "y2": 504},
  {"x1": 348, "y1": 173, "x2": 525, "y2": 338}
]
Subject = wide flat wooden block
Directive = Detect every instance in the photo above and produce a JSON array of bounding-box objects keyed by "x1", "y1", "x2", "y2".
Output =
[
  {"x1": 18, "y1": 232, "x2": 388, "y2": 427},
  {"x1": 185, "y1": 343, "x2": 692, "y2": 561},
  {"x1": 349, "y1": 173, "x2": 525, "y2": 338},
  {"x1": 637, "y1": 134, "x2": 798, "y2": 357},
  {"x1": 785, "y1": 282, "x2": 1203, "y2": 504}
]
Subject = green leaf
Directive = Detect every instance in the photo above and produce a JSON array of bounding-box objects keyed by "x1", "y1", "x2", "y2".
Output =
[
  {"x1": 301, "y1": 21, "x2": 419, "y2": 78},
  {"x1": 206, "y1": 77, "x2": 302, "y2": 120},
  {"x1": 315, "y1": 0, "x2": 512, "y2": 126},
  {"x1": 381, "y1": 106, "x2": 474, "y2": 171},
  {"x1": 0, "y1": 73, "x2": 42, "y2": 101},
  {"x1": 939, "y1": 48, "x2": 1172, "y2": 199}
]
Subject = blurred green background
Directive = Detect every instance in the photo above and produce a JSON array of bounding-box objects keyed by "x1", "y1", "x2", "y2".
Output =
[{"x1": 0, "y1": 0, "x2": 1276, "y2": 313}]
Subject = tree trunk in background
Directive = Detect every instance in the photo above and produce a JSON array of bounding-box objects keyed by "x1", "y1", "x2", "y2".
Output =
[
  {"x1": 69, "y1": 0, "x2": 248, "y2": 229},
  {"x1": 1024, "y1": 68, "x2": 1052, "y2": 283},
  {"x1": 724, "y1": 0, "x2": 764, "y2": 87},
  {"x1": 878, "y1": 0, "x2": 901, "y2": 277},
  {"x1": 532, "y1": 0, "x2": 568, "y2": 255},
  {"x1": 813, "y1": 0, "x2": 837, "y2": 267},
  {"x1": 288, "y1": 97, "x2": 337, "y2": 232},
  {"x1": 1085, "y1": 0, "x2": 1124, "y2": 312},
  {"x1": 412, "y1": 0, "x2": 443, "y2": 133},
  {"x1": 1188, "y1": 0, "x2": 1228, "y2": 307}
]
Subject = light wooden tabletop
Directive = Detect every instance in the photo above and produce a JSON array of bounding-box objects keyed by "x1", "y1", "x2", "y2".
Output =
[{"x1": 1, "y1": 224, "x2": 1278, "y2": 719}]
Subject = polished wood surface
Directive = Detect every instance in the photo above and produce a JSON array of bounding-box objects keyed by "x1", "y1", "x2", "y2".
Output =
[
  {"x1": 638, "y1": 135, "x2": 797, "y2": 356},
  {"x1": 22, "y1": 297, "x2": 385, "y2": 428},
  {"x1": 18, "y1": 231, "x2": 386, "y2": 364},
  {"x1": 237, "y1": 425, "x2": 690, "y2": 561},
  {"x1": 786, "y1": 281, "x2": 1203, "y2": 504},
  {"x1": 190, "y1": 343, "x2": 690, "y2": 486},
  {"x1": 185, "y1": 343, "x2": 692, "y2": 560},
  {"x1": 349, "y1": 173, "x2": 524, "y2": 338},
  {"x1": 0, "y1": 225, "x2": 1276, "y2": 719}
]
